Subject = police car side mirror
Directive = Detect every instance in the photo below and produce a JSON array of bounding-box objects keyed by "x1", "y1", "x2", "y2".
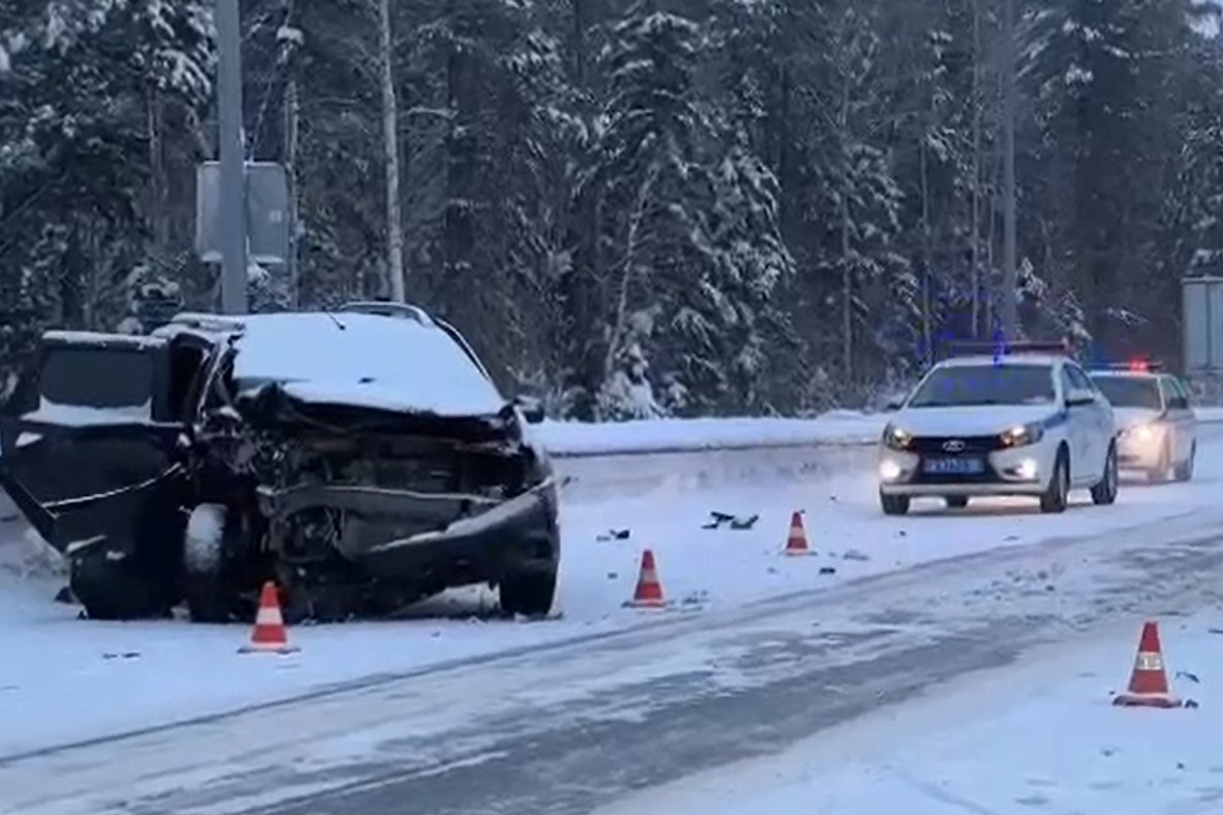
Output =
[
  {"x1": 514, "y1": 395, "x2": 545, "y2": 424},
  {"x1": 1065, "y1": 388, "x2": 1095, "y2": 407},
  {"x1": 882, "y1": 395, "x2": 906, "y2": 412}
]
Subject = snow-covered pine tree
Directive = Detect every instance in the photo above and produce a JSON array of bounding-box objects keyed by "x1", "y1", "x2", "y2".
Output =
[
  {"x1": 590, "y1": 1, "x2": 711, "y2": 415},
  {"x1": 1022, "y1": 0, "x2": 1204, "y2": 354}
]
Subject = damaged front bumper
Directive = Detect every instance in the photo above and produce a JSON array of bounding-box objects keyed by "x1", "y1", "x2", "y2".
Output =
[{"x1": 256, "y1": 477, "x2": 559, "y2": 581}]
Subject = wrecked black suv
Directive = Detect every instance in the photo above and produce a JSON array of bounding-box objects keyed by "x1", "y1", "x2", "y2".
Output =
[{"x1": 0, "y1": 302, "x2": 560, "y2": 622}]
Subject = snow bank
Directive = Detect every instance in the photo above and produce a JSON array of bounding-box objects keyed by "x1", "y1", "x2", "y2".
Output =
[
  {"x1": 0, "y1": 524, "x2": 64, "y2": 579},
  {"x1": 536, "y1": 411, "x2": 888, "y2": 456},
  {"x1": 538, "y1": 406, "x2": 1223, "y2": 457}
]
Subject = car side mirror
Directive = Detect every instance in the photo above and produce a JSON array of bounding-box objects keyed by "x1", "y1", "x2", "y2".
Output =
[
  {"x1": 514, "y1": 395, "x2": 545, "y2": 424},
  {"x1": 882, "y1": 394, "x2": 906, "y2": 412},
  {"x1": 1065, "y1": 388, "x2": 1095, "y2": 407}
]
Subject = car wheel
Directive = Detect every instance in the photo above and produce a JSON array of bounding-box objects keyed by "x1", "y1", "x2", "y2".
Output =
[
  {"x1": 944, "y1": 496, "x2": 969, "y2": 509},
  {"x1": 880, "y1": 492, "x2": 910, "y2": 516},
  {"x1": 1090, "y1": 442, "x2": 1119, "y2": 505},
  {"x1": 70, "y1": 547, "x2": 167, "y2": 620},
  {"x1": 1148, "y1": 441, "x2": 1171, "y2": 483},
  {"x1": 1174, "y1": 443, "x2": 1195, "y2": 482},
  {"x1": 183, "y1": 504, "x2": 243, "y2": 623},
  {"x1": 499, "y1": 567, "x2": 558, "y2": 618},
  {"x1": 1040, "y1": 449, "x2": 1069, "y2": 514}
]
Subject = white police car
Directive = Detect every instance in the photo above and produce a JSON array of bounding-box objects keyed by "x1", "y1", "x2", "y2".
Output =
[
  {"x1": 878, "y1": 342, "x2": 1118, "y2": 515},
  {"x1": 1088, "y1": 360, "x2": 1196, "y2": 482}
]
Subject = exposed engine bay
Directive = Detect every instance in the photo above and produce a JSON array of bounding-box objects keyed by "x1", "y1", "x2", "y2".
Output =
[{"x1": 185, "y1": 379, "x2": 556, "y2": 619}]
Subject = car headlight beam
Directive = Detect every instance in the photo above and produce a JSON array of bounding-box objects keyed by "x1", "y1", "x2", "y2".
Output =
[
  {"x1": 882, "y1": 423, "x2": 913, "y2": 451},
  {"x1": 1001, "y1": 422, "x2": 1044, "y2": 447}
]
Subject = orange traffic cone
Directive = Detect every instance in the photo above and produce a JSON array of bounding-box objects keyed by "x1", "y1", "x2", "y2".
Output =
[
  {"x1": 1113, "y1": 621, "x2": 1180, "y2": 708},
  {"x1": 625, "y1": 549, "x2": 667, "y2": 608},
  {"x1": 239, "y1": 581, "x2": 300, "y2": 654},
  {"x1": 783, "y1": 510, "x2": 814, "y2": 556}
]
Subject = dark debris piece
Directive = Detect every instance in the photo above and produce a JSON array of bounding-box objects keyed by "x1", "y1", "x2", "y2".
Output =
[{"x1": 702, "y1": 511, "x2": 759, "y2": 530}]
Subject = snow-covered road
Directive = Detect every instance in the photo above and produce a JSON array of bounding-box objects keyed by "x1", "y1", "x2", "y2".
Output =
[
  {"x1": 5, "y1": 427, "x2": 1223, "y2": 814},
  {"x1": 589, "y1": 612, "x2": 1223, "y2": 815}
]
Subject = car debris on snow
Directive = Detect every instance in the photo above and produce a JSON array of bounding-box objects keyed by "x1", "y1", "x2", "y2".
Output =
[{"x1": 701, "y1": 511, "x2": 759, "y2": 530}]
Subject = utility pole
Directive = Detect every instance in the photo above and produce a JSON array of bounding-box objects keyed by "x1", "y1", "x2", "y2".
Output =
[
  {"x1": 1000, "y1": 0, "x2": 1018, "y2": 339},
  {"x1": 216, "y1": 0, "x2": 249, "y2": 314}
]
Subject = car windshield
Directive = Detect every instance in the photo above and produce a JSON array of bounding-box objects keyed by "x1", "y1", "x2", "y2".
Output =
[
  {"x1": 1090, "y1": 376, "x2": 1162, "y2": 410},
  {"x1": 907, "y1": 363, "x2": 1056, "y2": 407}
]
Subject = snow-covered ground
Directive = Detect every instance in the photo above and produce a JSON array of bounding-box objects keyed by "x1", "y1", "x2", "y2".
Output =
[
  {"x1": 3, "y1": 416, "x2": 1223, "y2": 758},
  {"x1": 590, "y1": 612, "x2": 1223, "y2": 815}
]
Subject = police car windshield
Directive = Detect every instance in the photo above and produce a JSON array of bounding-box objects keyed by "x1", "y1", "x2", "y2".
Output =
[
  {"x1": 1090, "y1": 376, "x2": 1161, "y2": 410},
  {"x1": 907, "y1": 363, "x2": 1056, "y2": 408}
]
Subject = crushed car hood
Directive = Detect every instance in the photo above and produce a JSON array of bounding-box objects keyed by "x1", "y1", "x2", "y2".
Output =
[
  {"x1": 234, "y1": 381, "x2": 520, "y2": 442},
  {"x1": 276, "y1": 379, "x2": 504, "y2": 418}
]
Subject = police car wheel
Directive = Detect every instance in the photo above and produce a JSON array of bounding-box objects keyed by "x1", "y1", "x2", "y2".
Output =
[
  {"x1": 1090, "y1": 443, "x2": 1118, "y2": 505},
  {"x1": 1174, "y1": 444, "x2": 1195, "y2": 482},
  {"x1": 1040, "y1": 450, "x2": 1069, "y2": 514}
]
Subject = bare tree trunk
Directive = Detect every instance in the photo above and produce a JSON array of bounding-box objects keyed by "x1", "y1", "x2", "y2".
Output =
[
  {"x1": 986, "y1": 149, "x2": 999, "y2": 334},
  {"x1": 600, "y1": 162, "x2": 659, "y2": 402},
  {"x1": 920, "y1": 128, "x2": 933, "y2": 361},
  {"x1": 840, "y1": 75, "x2": 853, "y2": 384},
  {"x1": 970, "y1": 0, "x2": 982, "y2": 337},
  {"x1": 377, "y1": 0, "x2": 406, "y2": 302},
  {"x1": 284, "y1": 76, "x2": 301, "y2": 307},
  {"x1": 147, "y1": 86, "x2": 169, "y2": 258}
]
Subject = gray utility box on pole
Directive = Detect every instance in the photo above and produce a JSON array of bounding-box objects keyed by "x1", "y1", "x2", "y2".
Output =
[
  {"x1": 1182, "y1": 250, "x2": 1223, "y2": 374},
  {"x1": 195, "y1": 161, "x2": 291, "y2": 267}
]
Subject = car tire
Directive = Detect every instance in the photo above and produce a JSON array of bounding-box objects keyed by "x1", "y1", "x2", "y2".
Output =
[
  {"x1": 1148, "y1": 441, "x2": 1171, "y2": 484},
  {"x1": 499, "y1": 567, "x2": 557, "y2": 618},
  {"x1": 1039, "y1": 449, "x2": 1069, "y2": 514},
  {"x1": 183, "y1": 503, "x2": 243, "y2": 623},
  {"x1": 880, "y1": 492, "x2": 910, "y2": 516},
  {"x1": 1090, "y1": 442, "x2": 1119, "y2": 505},
  {"x1": 1174, "y1": 443, "x2": 1195, "y2": 482},
  {"x1": 944, "y1": 496, "x2": 969, "y2": 509},
  {"x1": 70, "y1": 547, "x2": 168, "y2": 620}
]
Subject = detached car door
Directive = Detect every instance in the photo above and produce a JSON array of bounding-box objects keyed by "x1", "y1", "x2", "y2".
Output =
[{"x1": 0, "y1": 332, "x2": 187, "y2": 560}]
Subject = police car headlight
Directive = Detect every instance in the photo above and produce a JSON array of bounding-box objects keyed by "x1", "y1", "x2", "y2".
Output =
[
  {"x1": 1122, "y1": 423, "x2": 1157, "y2": 441},
  {"x1": 1000, "y1": 422, "x2": 1044, "y2": 447},
  {"x1": 882, "y1": 423, "x2": 913, "y2": 451}
]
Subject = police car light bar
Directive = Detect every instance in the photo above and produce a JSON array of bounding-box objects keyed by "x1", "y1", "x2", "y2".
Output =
[
  {"x1": 1096, "y1": 358, "x2": 1165, "y2": 373},
  {"x1": 942, "y1": 339, "x2": 1072, "y2": 359}
]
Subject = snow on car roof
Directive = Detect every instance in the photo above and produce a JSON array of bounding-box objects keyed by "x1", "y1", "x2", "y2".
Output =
[
  {"x1": 229, "y1": 312, "x2": 508, "y2": 418},
  {"x1": 42, "y1": 330, "x2": 164, "y2": 349}
]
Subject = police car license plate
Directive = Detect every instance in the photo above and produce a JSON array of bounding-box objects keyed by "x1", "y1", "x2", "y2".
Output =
[{"x1": 923, "y1": 457, "x2": 984, "y2": 475}]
